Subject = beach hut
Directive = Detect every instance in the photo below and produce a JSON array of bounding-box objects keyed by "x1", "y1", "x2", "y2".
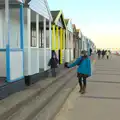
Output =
[
  {"x1": 74, "y1": 29, "x2": 80, "y2": 58},
  {"x1": 51, "y1": 10, "x2": 66, "y2": 65},
  {"x1": 23, "y1": 0, "x2": 53, "y2": 85},
  {"x1": 72, "y1": 24, "x2": 77, "y2": 59},
  {"x1": 65, "y1": 19, "x2": 74, "y2": 62},
  {"x1": 0, "y1": 0, "x2": 25, "y2": 99}
]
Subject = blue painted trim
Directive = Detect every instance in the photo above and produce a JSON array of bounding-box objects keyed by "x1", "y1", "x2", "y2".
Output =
[
  {"x1": 20, "y1": 3, "x2": 24, "y2": 77},
  {"x1": 6, "y1": 4, "x2": 11, "y2": 82},
  {"x1": 6, "y1": 44, "x2": 11, "y2": 82},
  {"x1": 7, "y1": 76, "x2": 24, "y2": 83},
  {"x1": 10, "y1": 48, "x2": 23, "y2": 51},
  {"x1": 20, "y1": 4, "x2": 24, "y2": 50},
  {"x1": 0, "y1": 49, "x2": 6, "y2": 51},
  {"x1": 8, "y1": 7, "x2": 10, "y2": 47}
]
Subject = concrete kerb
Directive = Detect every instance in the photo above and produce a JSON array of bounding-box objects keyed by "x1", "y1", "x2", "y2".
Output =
[{"x1": 0, "y1": 67, "x2": 75, "y2": 118}]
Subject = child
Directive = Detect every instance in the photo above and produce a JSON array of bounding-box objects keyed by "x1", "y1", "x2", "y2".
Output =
[
  {"x1": 48, "y1": 51, "x2": 59, "y2": 77},
  {"x1": 65, "y1": 50, "x2": 92, "y2": 94}
]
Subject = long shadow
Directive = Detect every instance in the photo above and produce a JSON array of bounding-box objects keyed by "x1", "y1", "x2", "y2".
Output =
[
  {"x1": 81, "y1": 96, "x2": 120, "y2": 100},
  {"x1": 95, "y1": 67, "x2": 120, "y2": 70},
  {"x1": 95, "y1": 69, "x2": 120, "y2": 72},
  {"x1": 93, "y1": 72, "x2": 120, "y2": 76},
  {"x1": 88, "y1": 80, "x2": 120, "y2": 84}
]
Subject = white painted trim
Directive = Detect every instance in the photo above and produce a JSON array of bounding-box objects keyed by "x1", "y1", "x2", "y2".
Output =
[
  {"x1": 66, "y1": 30, "x2": 68, "y2": 49},
  {"x1": 44, "y1": 0, "x2": 53, "y2": 21},
  {"x1": 54, "y1": 26, "x2": 56, "y2": 50},
  {"x1": 27, "y1": 8, "x2": 31, "y2": 75},
  {"x1": 36, "y1": 13, "x2": 39, "y2": 72},
  {"x1": 36, "y1": 13, "x2": 39, "y2": 48},
  {"x1": 43, "y1": 18, "x2": 47, "y2": 71},
  {"x1": 5, "y1": 0, "x2": 9, "y2": 46},
  {"x1": 71, "y1": 33, "x2": 73, "y2": 49},
  {"x1": 66, "y1": 30, "x2": 69, "y2": 49},
  {"x1": 49, "y1": 20, "x2": 51, "y2": 58}
]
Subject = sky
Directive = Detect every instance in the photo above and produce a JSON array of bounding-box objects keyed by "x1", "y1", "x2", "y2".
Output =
[{"x1": 48, "y1": 0, "x2": 120, "y2": 49}]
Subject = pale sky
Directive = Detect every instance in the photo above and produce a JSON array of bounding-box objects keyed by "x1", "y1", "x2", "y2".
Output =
[{"x1": 48, "y1": 0, "x2": 120, "y2": 49}]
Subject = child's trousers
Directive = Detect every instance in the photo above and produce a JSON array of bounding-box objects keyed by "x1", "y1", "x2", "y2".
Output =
[{"x1": 51, "y1": 68, "x2": 56, "y2": 77}]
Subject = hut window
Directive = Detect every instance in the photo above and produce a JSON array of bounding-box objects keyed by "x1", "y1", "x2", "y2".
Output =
[
  {"x1": 31, "y1": 28, "x2": 37, "y2": 47},
  {"x1": 39, "y1": 30, "x2": 49, "y2": 48},
  {"x1": 39, "y1": 30, "x2": 44, "y2": 48},
  {"x1": 46, "y1": 30, "x2": 49, "y2": 48}
]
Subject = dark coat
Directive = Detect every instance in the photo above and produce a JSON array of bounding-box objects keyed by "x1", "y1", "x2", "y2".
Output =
[
  {"x1": 102, "y1": 50, "x2": 105, "y2": 55},
  {"x1": 97, "y1": 50, "x2": 101, "y2": 55},
  {"x1": 48, "y1": 58, "x2": 59, "y2": 68}
]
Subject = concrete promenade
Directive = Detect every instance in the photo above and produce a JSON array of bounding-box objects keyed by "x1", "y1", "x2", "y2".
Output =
[{"x1": 54, "y1": 55, "x2": 120, "y2": 120}]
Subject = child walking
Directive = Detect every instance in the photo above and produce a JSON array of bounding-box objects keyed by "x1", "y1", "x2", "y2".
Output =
[
  {"x1": 65, "y1": 50, "x2": 92, "y2": 94},
  {"x1": 48, "y1": 50, "x2": 59, "y2": 77}
]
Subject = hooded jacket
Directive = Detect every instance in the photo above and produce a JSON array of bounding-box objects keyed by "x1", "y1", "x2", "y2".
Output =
[{"x1": 68, "y1": 56, "x2": 92, "y2": 76}]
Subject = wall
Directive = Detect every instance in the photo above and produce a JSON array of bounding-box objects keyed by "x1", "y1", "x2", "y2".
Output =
[
  {"x1": 46, "y1": 48, "x2": 51, "y2": 69},
  {"x1": 24, "y1": 48, "x2": 29, "y2": 75},
  {"x1": 10, "y1": 51, "x2": 24, "y2": 81},
  {"x1": 9, "y1": 9, "x2": 21, "y2": 48},
  {"x1": 39, "y1": 48, "x2": 44, "y2": 69},
  {"x1": 0, "y1": 8, "x2": 28, "y2": 49},
  {"x1": 70, "y1": 49, "x2": 73, "y2": 61},
  {"x1": 0, "y1": 50, "x2": 23, "y2": 80},
  {"x1": 0, "y1": 10, "x2": 4, "y2": 48},
  {"x1": 67, "y1": 20, "x2": 73, "y2": 33},
  {"x1": 0, "y1": 9, "x2": 24, "y2": 48},
  {"x1": 84, "y1": 39, "x2": 88, "y2": 51},
  {"x1": 64, "y1": 49, "x2": 70, "y2": 62},
  {"x1": 31, "y1": 48, "x2": 39, "y2": 75},
  {"x1": 0, "y1": 51, "x2": 6, "y2": 77},
  {"x1": 78, "y1": 39, "x2": 82, "y2": 49},
  {"x1": 39, "y1": 48, "x2": 51, "y2": 70}
]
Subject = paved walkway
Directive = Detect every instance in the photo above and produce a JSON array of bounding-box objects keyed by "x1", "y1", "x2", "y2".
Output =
[{"x1": 54, "y1": 55, "x2": 120, "y2": 120}]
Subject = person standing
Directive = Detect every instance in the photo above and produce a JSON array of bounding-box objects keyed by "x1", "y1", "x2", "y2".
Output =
[{"x1": 65, "y1": 50, "x2": 91, "y2": 94}]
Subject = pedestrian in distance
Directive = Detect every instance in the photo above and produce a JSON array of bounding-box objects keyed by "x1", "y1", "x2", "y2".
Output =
[
  {"x1": 48, "y1": 50, "x2": 59, "y2": 77},
  {"x1": 65, "y1": 50, "x2": 92, "y2": 94},
  {"x1": 102, "y1": 50, "x2": 105, "y2": 59},
  {"x1": 90, "y1": 48, "x2": 92, "y2": 56},
  {"x1": 97, "y1": 49, "x2": 101, "y2": 59},
  {"x1": 106, "y1": 50, "x2": 110, "y2": 59}
]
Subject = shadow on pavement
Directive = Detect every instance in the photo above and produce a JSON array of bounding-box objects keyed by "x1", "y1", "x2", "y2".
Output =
[
  {"x1": 81, "y1": 96, "x2": 120, "y2": 100},
  {"x1": 88, "y1": 80, "x2": 120, "y2": 84},
  {"x1": 94, "y1": 72, "x2": 120, "y2": 76}
]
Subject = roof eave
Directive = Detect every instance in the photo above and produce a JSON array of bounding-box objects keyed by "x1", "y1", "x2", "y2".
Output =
[
  {"x1": 54, "y1": 10, "x2": 66, "y2": 28},
  {"x1": 44, "y1": 0, "x2": 53, "y2": 21}
]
